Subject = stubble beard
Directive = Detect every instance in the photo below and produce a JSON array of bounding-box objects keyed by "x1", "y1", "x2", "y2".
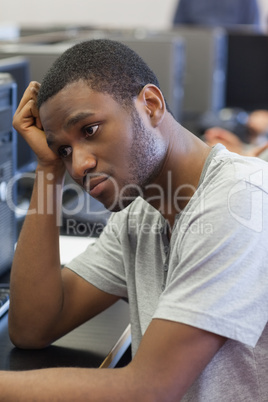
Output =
[{"x1": 109, "y1": 108, "x2": 167, "y2": 212}]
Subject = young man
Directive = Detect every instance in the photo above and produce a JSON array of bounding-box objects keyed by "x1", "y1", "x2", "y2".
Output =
[{"x1": 2, "y1": 39, "x2": 268, "y2": 400}]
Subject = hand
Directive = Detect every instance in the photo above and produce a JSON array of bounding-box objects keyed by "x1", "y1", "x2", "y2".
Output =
[
  {"x1": 204, "y1": 126, "x2": 268, "y2": 158},
  {"x1": 13, "y1": 81, "x2": 64, "y2": 169},
  {"x1": 204, "y1": 127, "x2": 244, "y2": 154}
]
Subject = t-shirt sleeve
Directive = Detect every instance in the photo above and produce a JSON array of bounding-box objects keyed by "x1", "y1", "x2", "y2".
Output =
[
  {"x1": 66, "y1": 213, "x2": 128, "y2": 298},
  {"x1": 154, "y1": 173, "x2": 268, "y2": 347}
]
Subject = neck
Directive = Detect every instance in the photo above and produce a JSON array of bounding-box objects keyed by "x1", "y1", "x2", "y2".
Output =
[{"x1": 144, "y1": 119, "x2": 211, "y2": 228}]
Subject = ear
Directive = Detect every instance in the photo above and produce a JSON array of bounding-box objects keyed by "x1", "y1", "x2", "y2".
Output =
[{"x1": 136, "y1": 84, "x2": 166, "y2": 127}]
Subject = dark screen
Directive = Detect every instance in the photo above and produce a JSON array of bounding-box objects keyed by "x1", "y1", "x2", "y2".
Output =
[
  {"x1": 0, "y1": 57, "x2": 36, "y2": 172},
  {"x1": 225, "y1": 32, "x2": 268, "y2": 111}
]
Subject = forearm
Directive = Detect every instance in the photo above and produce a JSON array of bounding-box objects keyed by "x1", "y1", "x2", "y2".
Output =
[
  {"x1": 0, "y1": 366, "x2": 144, "y2": 402},
  {"x1": 9, "y1": 163, "x2": 66, "y2": 348},
  {"x1": 2, "y1": 319, "x2": 227, "y2": 401}
]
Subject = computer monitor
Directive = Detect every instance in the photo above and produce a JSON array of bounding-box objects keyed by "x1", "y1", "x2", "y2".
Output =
[
  {"x1": 0, "y1": 36, "x2": 185, "y2": 234},
  {"x1": 0, "y1": 34, "x2": 185, "y2": 122},
  {"x1": 128, "y1": 26, "x2": 228, "y2": 133},
  {"x1": 225, "y1": 31, "x2": 268, "y2": 111},
  {"x1": 0, "y1": 56, "x2": 36, "y2": 173},
  {"x1": 111, "y1": 36, "x2": 185, "y2": 122},
  {"x1": 0, "y1": 73, "x2": 17, "y2": 275}
]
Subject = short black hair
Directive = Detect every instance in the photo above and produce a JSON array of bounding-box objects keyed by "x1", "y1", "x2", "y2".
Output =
[{"x1": 37, "y1": 39, "x2": 166, "y2": 110}]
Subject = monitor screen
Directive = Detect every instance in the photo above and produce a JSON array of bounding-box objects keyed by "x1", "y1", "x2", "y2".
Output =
[
  {"x1": 225, "y1": 32, "x2": 268, "y2": 112},
  {"x1": 0, "y1": 56, "x2": 36, "y2": 172}
]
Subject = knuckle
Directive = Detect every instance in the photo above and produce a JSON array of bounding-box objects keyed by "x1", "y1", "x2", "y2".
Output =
[{"x1": 29, "y1": 81, "x2": 40, "y2": 91}]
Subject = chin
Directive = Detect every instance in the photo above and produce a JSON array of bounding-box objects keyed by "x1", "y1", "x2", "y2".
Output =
[{"x1": 96, "y1": 185, "x2": 142, "y2": 212}]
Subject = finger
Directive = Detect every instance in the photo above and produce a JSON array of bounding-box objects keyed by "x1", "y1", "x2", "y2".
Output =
[
  {"x1": 13, "y1": 98, "x2": 41, "y2": 134},
  {"x1": 16, "y1": 81, "x2": 41, "y2": 114},
  {"x1": 29, "y1": 97, "x2": 40, "y2": 120},
  {"x1": 35, "y1": 115, "x2": 43, "y2": 130},
  {"x1": 29, "y1": 98, "x2": 43, "y2": 130}
]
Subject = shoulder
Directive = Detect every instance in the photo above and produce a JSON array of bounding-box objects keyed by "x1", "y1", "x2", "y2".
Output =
[
  {"x1": 204, "y1": 146, "x2": 268, "y2": 193},
  {"x1": 177, "y1": 147, "x2": 268, "y2": 238}
]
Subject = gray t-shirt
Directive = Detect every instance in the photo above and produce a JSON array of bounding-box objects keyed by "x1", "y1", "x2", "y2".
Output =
[{"x1": 67, "y1": 145, "x2": 268, "y2": 401}]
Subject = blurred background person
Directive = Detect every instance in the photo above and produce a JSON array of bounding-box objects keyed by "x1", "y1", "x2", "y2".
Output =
[
  {"x1": 173, "y1": 0, "x2": 261, "y2": 30},
  {"x1": 204, "y1": 110, "x2": 268, "y2": 160}
]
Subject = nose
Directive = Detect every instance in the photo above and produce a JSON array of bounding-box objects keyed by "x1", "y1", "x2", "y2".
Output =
[{"x1": 71, "y1": 145, "x2": 97, "y2": 180}]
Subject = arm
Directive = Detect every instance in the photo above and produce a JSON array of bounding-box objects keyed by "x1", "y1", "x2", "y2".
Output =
[
  {"x1": 9, "y1": 82, "x2": 118, "y2": 348},
  {"x1": 204, "y1": 127, "x2": 244, "y2": 154},
  {"x1": 204, "y1": 126, "x2": 268, "y2": 158},
  {"x1": 1, "y1": 319, "x2": 226, "y2": 401}
]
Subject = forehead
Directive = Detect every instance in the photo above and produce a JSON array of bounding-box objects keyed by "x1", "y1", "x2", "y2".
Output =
[{"x1": 39, "y1": 80, "x2": 126, "y2": 130}]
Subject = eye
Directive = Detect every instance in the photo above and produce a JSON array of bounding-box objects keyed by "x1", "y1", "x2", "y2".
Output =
[
  {"x1": 58, "y1": 145, "x2": 72, "y2": 158},
  {"x1": 84, "y1": 124, "x2": 99, "y2": 138}
]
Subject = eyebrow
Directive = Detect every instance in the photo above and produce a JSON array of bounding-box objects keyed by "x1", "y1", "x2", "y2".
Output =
[
  {"x1": 45, "y1": 111, "x2": 96, "y2": 149},
  {"x1": 63, "y1": 112, "x2": 95, "y2": 130}
]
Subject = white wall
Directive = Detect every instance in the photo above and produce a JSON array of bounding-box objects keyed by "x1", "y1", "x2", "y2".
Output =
[
  {"x1": 0, "y1": 0, "x2": 267, "y2": 33},
  {"x1": 259, "y1": 0, "x2": 268, "y2": 29},
  {"x1": 0, "y1": 0, "x2": 177, "y2": 30}
]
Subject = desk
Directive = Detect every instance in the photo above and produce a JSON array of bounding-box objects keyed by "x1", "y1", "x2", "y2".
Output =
[
  {"x1": 0, "y1": 300, "x2": 131, "y2": 371},
  {"x1": 0, "y1": 236, "x2": 131, "y2": 370}
]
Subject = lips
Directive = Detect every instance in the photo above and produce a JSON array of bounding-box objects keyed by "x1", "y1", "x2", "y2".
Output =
[{"x1": 83, "y1": 174, "x2": 108, "y2": 196}]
